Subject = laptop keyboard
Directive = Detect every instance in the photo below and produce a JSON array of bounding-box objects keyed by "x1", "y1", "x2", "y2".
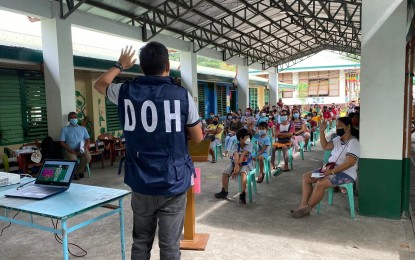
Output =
[{"x1": 21, "y1": 186, "x2": 61, "y2": 194}]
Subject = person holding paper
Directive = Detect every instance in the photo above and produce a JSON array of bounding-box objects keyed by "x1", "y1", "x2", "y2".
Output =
[
  {"x1": 291, "y1": 117, "x2": 360, "y2": 218},
  {"x1": 59, "y1": 112, "x2": 91, "y2": 180}
]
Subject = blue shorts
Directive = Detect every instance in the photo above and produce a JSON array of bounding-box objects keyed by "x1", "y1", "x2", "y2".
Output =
[
  {"x1": 312, "y1": 168, "x2": 354, "y2": 186},
  {"x1": 328, "y1": 172, "x2": 354, "y2": 186},
  {"x1": 252, "y1": 152, "x2": 268, "y2": 159}
]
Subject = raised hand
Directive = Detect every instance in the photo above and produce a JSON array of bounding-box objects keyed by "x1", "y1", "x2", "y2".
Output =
[
  {"x1": 118, "y1": 45, "x2": 137, "y2": 70},
  {"x1": 320, "y1": 119, "x2": 327, "y2": 130}
]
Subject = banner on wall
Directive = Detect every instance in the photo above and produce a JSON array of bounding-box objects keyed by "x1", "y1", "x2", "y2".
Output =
[{"x1": 226, "y1": 95, "x2": 230, "y2": 107}]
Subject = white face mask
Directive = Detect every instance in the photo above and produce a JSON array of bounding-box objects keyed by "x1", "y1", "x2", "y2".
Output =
[
  {"x1": 261, "y1": 113, "x2": 266, "y2": 117},
  {"x1": 245, "y1": 138, "x2": 251, "y2": 145}
]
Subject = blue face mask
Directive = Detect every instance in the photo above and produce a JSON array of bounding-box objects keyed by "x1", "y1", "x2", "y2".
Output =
[
  {"x1": 280, "y1": 116, "x2": 288, "y2": 122},
  {"x1": 258, "y1": 130, "x2": 267, "y2": 136},
  {"x1": 69, "y1": 118, "x2": 78, "y2": 126},
  {"x1": 293, "y1": 113, "x2": 300, "y2": 119}
]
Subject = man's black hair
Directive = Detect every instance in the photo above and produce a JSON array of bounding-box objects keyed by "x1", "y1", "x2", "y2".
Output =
[
  {"x1": 258, "y1": 121, "x2": 268, "y2": 128},
  {"x1": 67, "y1": 112, "x2": 77, "y2": 121},
  {"x1": 236, "y1": 128, "x2": 252, "y2": 142},
  {"x1": 139, "y1": 42, "x2": 169, "y2": 76}
]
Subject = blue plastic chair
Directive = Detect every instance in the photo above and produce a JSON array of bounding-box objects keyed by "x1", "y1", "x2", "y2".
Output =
[
  {"x1": 299, "y1": 141, "x2": 305, "y2": 160},
  {"x1": 317, "y1": 182, "x2": 355, "y2": 219},
  {"x1": 275, "y1": 145, "x2": 293, "y2": 170},
  {"x1": 323, "y1": 150, "x2": 332, "y2": 164},
  {"x1": 238, "y1": 169, "x2": 258, "y2": 203},
  {"x1": 214, "y1": 143, "x2": 223, "y2": 160}
]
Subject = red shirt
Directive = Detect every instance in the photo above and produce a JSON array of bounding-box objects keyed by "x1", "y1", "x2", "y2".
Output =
[{"x1": 323, "y1": 111, "x2": 332, "y2": 119}]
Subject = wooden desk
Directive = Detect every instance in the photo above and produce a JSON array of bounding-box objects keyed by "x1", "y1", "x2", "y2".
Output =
[{"x1": 0, "y1": 180, "x2": 131, "y2": 260}]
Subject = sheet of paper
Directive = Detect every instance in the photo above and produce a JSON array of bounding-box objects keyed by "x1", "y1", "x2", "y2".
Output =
[{"x1": 311, "y1": 172, "x2": 325, "y2": 178}]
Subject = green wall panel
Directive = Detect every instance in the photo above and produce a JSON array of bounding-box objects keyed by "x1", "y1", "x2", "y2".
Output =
[
  {"x1": 358, "y1": 158, "x2": 403, "y2": 219},
  {"x1": 401, "y1": 158, "x2": 410, "y2": 214}
]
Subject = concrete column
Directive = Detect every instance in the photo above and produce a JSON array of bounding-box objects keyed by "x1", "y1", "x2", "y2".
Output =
[
  {"x1": 359, "y1": 0, "x2": 407, "y2": 218},
  {"x1": 269, "y1": 72, "x2": 278, "y2": 105},
  {"x1": 237, "y1": 65, "x2": 249, "y2": 109},
  {"x1": 339, "y1": 70, "x2": 347, "y2": 103},
  {"x1": 41, "y1": 8, "x2": 76, "y2": 139},
  {"x1": 292, "y1": 72, "x2": 299, "y2": 85},
  {"x1": 180, "y1": 50, "x2": 198, "y2": 108}
]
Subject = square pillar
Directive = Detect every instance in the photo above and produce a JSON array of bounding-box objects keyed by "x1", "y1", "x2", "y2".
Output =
[
  {"x1": 237, "y1": 65, "x2": 249, "y2": 109},
  {"x1": 41, "y1": 12, "x2": 76, "y2": 139},
  {"x1": 269, "y1": 72, "x2": 279, "y2": 105},
  {"x1": 359, "y1": 0, "x2": 407, "y2": 218},
  {"x1": 180, "y1": 50, "x2": 198, "y2": 108}
]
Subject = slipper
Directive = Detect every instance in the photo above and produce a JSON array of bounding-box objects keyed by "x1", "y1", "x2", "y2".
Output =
[
  {"x1": 291, "y1": 206, "x2": 312, "y2": 218},
  {"x1": 211, "y1": 159, "x2": 216, "y2": 163},
  {"x1": 256, "y1": 174, "x2": 264, "y2": 183},
  {"x1": 340, "y1": 187, "x2": 347, "y2": 193},
  {"x1": 282, "y1": 168, "x2": 290, "y2": 172}
]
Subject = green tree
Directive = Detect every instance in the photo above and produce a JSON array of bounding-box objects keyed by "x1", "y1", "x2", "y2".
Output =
[{"x1": 297, "y1": 83, "x2": 308, "y2": 105}]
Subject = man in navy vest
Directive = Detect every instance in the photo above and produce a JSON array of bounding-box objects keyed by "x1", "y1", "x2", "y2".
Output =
[{"x1": 94, "y1": 42, "x2": 203, "y2": 260}]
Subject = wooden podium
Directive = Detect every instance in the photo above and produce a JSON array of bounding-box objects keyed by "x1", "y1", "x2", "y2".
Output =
[{"x1": 180, "y1": 140, "x2": 210, "y2": 250}]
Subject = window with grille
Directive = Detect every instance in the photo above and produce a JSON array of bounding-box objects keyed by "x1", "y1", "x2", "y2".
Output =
[
  {"x1": 308, "y1": 80, "x2": 319, "y2": 96},
  {"x1": 216, "y1": 85, "x2": 227, "y2": 115},
  {"x1": 318, "y1": 79, "x2": 329, "y2": 96},
  {"x1": 282, "y1": 91, "x2": 293, "y2": 98},
  {"x1": 0, "y1": 69, "x2": 48, "y2": 145},
  {"x1": 249, "y1": 88, "x2": 258, "y2": 109},
  {"x1": 198, "y1": 83, "x2": 205, "y2": 116},
  {"x1": 0, "y1": 69, "x2": 24, "y2": 145},
  {"x1": 264, "y1": 88, "x2": 270, "y2": 104},
  {"x1": 23, "y1": 71, "x2": 48, "y2": 141},
  {"x1": 105, "y1": 76, "x2": 132, "y2": 132}
]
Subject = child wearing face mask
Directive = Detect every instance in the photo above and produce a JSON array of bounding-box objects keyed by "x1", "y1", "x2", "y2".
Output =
[
  {"x1": 224, "y1": 115, "x2": 243, "y2": 157},
  {"x1": 241, "y1": 108, "x2": 256, "y2": 129},
  {"x1": 292, "y1": 110, "x2": 310, "y2": 152},
  {"x1": 256, "y1": 111, "x2": 269, "y2": 126},
  {"x1": 252, "y1": 122, "x2": 271, "y2": 183},
  {"x1": 270, "y1": 111, "x2": 294, "y2": 172},
  {"x1": 214, "y1": 128, "x2": 253, "y2": 205}
]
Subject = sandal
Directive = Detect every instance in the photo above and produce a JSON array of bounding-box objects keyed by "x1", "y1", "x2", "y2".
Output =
[
  {"x1": 257, "y1": 173, "x2": 264, "y2": 183},
  {"x1": 291, "y1": 206, "x2": 312, "y2": 218},
  {"x1": 211, "y1": 158, "x2": 217, "y2": 163}
]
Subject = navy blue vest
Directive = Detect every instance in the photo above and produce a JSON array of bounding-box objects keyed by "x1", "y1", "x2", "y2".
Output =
[{"x1": 118, "y1": 76, "x2": 195, "y2": 195}]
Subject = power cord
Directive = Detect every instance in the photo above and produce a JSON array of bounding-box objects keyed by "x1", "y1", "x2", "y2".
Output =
[
  {"x1": 16, "y1": 179, "x2": 36, "y2": 190},
  {"x1": 51, "y1": 219, "x2": 87, "y2": 257},
  {"x1": 0, "y1": 211, "x2": 20, "y2": 237}
]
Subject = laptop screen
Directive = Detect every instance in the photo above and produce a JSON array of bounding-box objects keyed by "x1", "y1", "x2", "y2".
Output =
[{"x1": 35, "y1": 160, "x2": 77, "y2": 186}]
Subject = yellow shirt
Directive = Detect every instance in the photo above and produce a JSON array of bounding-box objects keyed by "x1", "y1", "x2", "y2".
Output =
[
  {"x1": 207, "y1": 124, "x2": 224, "y2": 140},
  {"x1": 311, "y1": 115, "x2": 321, "y2": 123}
]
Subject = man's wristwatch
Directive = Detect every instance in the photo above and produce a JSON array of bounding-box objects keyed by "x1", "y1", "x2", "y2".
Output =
[{"x1": 113, "y1": 62, "x2": 124, "y2": 71}]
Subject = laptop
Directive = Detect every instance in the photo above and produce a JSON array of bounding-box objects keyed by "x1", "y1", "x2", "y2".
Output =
[{"x1": 5, "y1": 160, "x2": 78, "y2": 200}]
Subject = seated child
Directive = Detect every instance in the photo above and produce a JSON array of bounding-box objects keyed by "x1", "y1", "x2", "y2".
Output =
[
  {"x1": 214, "y1": 128, "x2": 253, "y2": 205},
  {"x1": 270, "y1": 110, "x2": 294, "y2": 172},
  {"x1": 252, "y1": 122, "x2": 271, "y2": 183}
]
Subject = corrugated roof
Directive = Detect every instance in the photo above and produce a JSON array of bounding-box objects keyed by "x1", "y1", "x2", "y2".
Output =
[{"x1": 64, "y1": 0, "x2": 360, "y2": 71}]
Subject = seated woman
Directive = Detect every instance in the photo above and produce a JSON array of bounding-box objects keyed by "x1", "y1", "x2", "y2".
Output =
[
  {"x1": 205, "y1": 115, "x2": 224, "y2": 163},
  {"x1": 291, "y1": 117, "x2": 360, "y2": 218},
  {"x1": 270, "y1": 110, "x2": 294, "y2": 172},
  {"x1": 291, "y1": 108, "x2": 310, "y2": 152}
]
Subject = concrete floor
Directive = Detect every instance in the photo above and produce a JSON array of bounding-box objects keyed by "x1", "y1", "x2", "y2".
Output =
[{"x1": 1, "y1": 141, "x2": 415, "y2": 259}]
